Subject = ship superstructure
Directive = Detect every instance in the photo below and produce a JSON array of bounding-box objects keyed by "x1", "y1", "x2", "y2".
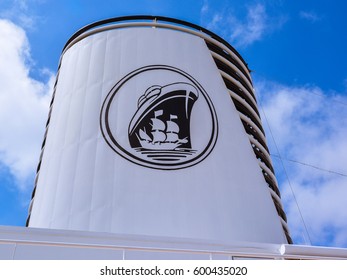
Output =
[{"x1": 27, "y1": 16, "x2": 291, "y2": 246}]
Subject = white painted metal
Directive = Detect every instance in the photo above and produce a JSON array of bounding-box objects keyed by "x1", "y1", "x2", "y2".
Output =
[
  {"x1": 64, "y1": 21, "x2": 252, "y2": 80},
  {"x1": 28, "y1": 22, "x2": 288, "y2": 245},
  {"x1": 1, "y1": 226, "x2": 346, "y2": 260},
  {"x1": 211, "y1": 51, "x2": 254, "y2": 92},
  {"x1": 238, "y1": 112, "x2": 267, "y2": 146},
  {"x1": 228, "y1": 91, "x2": 263, "y2": 127},
  {"x1": 220, "y1": 71, "x2": 258, "y2": 109}
]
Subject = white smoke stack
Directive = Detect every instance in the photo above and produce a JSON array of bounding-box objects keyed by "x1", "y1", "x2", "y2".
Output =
[{"x1": 27, "y1": 16, "x2": 291, "y2": 245}]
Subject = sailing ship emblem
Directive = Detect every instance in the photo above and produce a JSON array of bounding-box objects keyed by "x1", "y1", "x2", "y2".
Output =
[
  {"x1": 100, "y1": 65, "x2": 218, "y2": 170},
  {"x1": 137, "y1": 112, "x2": 188, "y2": 150},
  {"x1": 128, "y1": 83, "x2": 198, "y2": 162}
]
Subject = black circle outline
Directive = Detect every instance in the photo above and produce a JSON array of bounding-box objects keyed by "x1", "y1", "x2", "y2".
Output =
[{"x1": 100, "y1": 65, "x2": 218, "y2": 170}]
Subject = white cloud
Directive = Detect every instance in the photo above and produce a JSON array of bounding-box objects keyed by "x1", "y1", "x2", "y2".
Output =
[
  {"x1": 200, "y1": 0, "x2": 209, "y2": 15},
  {"x1": 201, "y1": 2, "x2": 287, "y2": 48},
  {"x1": 256, "y1": 80, "x2": 347, "y2": 247},
  {"x1": 233, "y1": 3, "x2": 268, "y2": 47},
  {"x1": 0, "y1": 19, "x2": 53, "y2": 190},
  {"x1": 300, "y1": 11, "x2": 322, "y2": 23},
  {"x1": 0, "y1": 0, "x2": 39, "y2": 30},
  {"x1": 343, "y1": 78, "x2": 347, "y2": 91}
]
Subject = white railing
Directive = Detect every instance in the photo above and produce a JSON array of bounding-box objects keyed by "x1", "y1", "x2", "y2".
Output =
[{"x1": 0, "y1": 226, "x2": 346, "y2": 260}]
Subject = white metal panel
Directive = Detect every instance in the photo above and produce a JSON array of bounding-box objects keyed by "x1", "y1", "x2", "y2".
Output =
[
  {"x1": 2, "y1": 226, "x2": 347, "y2": 259},
  {"x1": 0, "y1": 243, "x2": 16, "y2": 260},
  {"x1": 13, "y1": 244, "x2": 124, "y2": 260},
  {"x1": 29, "y1": 27, "x2": 286, "y2": 244}
]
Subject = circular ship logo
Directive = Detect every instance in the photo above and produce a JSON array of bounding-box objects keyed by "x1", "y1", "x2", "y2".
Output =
[{"x1": 100, "y1": 65, "x2": 218, "y2": 170}]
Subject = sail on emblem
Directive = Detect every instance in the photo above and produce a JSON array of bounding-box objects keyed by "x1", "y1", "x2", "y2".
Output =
[
  {"x1": 128, "y1": 83, "x2": 198, "y2": 162},
  {"x1": 137, "y1": 112, "x2": 188, "y2": 150},
  {"x1": 100, "y1": 65, "x2": 218, "y2": 170}
]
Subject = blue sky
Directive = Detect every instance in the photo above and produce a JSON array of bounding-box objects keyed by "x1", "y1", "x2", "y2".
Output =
[{"x1": 0, "y1": 0, "x2": 347, "y2": 247}]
